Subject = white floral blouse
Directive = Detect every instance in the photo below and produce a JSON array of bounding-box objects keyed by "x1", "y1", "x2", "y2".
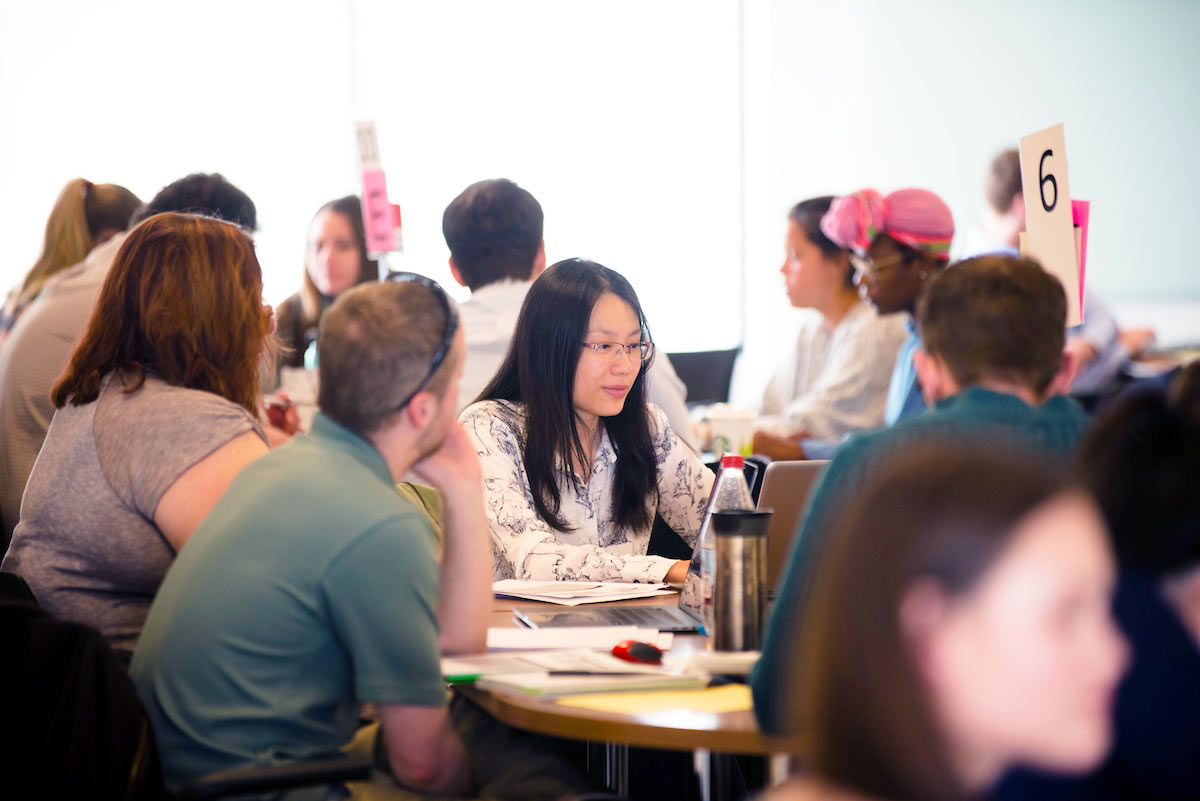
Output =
[{"x1": 460, "y1": 400, "x2": 715, "y2": 582}]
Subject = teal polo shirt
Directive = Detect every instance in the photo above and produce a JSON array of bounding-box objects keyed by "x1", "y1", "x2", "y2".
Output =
[
  {"x1": 751, "y1": 387, "x2": 1091, "y2": 733},
  {"x1": 131, "y1": 412, "x2": 446, "y2": 791}
]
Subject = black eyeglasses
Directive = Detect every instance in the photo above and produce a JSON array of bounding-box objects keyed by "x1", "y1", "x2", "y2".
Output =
[{"x1": 384, "y1": 271, "x2": 460, "y2": 411}]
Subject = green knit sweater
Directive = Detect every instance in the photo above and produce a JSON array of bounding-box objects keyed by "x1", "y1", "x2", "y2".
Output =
[{"x1": 751, "y1": 387, "x2": 1090, "y2": 733}]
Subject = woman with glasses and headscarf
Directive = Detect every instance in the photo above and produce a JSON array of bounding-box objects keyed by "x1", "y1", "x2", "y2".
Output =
[
  {"x1": 459, "y1": 258, "x2": 714, "y2": 584},
  {"x1": 820, "y1": 187, "x2": 956, "y2": 426}
]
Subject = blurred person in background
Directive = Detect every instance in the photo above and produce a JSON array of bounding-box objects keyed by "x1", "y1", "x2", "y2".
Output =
[
  {"x1": 0, "y1": 173, "x2": 257, "y2": 551},
  {"x1": 443, "y1": 178, "x2": 696, "y2": 446},
  {"x1": 0, "y1": 177, "x2": 140, "y2": 342},
  {"x1": 761, "y1": 442, "x2": 1127, "y2": 801},
  {"x1": 995, "y1": 362, "x2": 1200, "y2": 801},
  {"x1": 820, "y1": 187, "x2": 956, "y2": 426},
  {"x1": 275, "y1": 194, "x2": 379, "y2": 376},
  {"x1": 753, "y1": 195, "x2": 908, "y2": 460},
  {"x1": 1, "y1": 213, "x2": 272, "y2": 660},
  {"x1": 954, "y1": 148, "x2": 1155, "y2": 400}
]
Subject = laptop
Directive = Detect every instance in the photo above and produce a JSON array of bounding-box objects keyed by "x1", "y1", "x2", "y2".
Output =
[
  {"x1": 756, "y1": 460, "x2": 828, "y2": 591},
  {"x1": 514, "y1": 459, "x2": 829, "y2": 631},
  {"x1": 513, "y1": 527, "x2": 712, "y2": 632}
]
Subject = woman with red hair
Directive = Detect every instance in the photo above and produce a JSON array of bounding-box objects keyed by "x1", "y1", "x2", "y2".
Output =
[{"x1": 2, "y1": 213, "x2": 272, "y2": 660}]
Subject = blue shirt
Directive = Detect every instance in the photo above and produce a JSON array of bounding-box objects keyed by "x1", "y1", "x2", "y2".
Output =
[
  {"x1": 131, "y1": 412, "x2": 447, "y2": 790},
  {"x1": 884, "y1": 317, "x2": 926, "y2": 426}
]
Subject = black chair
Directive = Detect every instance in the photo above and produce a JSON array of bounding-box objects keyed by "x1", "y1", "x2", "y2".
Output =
[
  {"x1": 666, "y1": 348, "x2": 741, "y2": 406},
  {"x1": 0, "y1": 595, "x2": 370, "y2": 799}
]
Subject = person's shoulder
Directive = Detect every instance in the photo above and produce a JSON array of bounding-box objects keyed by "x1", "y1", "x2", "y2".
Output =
[
  {"x1": 275, "y1": 292, "x2": 303, "y2": 321},
  {"x1": 459, "y1": 398, "x2": 520, "y2": 423},
  {"x1": 645, "y1": 401, "x2": 670, "y2": 431},
  {"x1": 110, "y1": 375, "x2": 253, "y2": 418},
  {"x1": 97, "y1": 374, "x2": 262, "y2": 444},
  {"x1": 845, "y1": 300, "x2": 908, "y2": 338}
]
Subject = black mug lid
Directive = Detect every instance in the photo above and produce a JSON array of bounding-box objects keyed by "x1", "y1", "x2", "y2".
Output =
[{"x1": 711, "y1": 508, "x2": 772, "y2": 537}]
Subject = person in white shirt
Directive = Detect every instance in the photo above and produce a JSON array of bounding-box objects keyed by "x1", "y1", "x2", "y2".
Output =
[
  {"x1": 460, "y1": 258, "x2": 714, "y2": 584},
  {"x1": 753, "y1": 196, "x2": 908, "y2": 460},
  {"x1": 442, "y1": 178, "x2": 696, "y2": 446}
]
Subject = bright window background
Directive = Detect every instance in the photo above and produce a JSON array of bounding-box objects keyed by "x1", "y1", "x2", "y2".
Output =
[
  {"x1": 3, "y1": 0, "x2": 1198, "y2": 406},
  {"x1": 0, "y1": 0, "x2": 743, "y2": 353}
]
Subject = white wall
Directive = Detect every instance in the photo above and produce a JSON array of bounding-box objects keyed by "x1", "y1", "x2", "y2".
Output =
[
  {"x1": 734, "y1": 0, "x2": 1200, "y2": 403},
  {"x1": 0, "y1": 0, "x2": 358, "y2": 309}
]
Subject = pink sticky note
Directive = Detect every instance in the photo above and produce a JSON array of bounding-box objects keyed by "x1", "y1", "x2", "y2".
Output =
[
  {"x1": 1072, "y1": 200, "x2": 1090, "y2": 309},
  {"x1": 360, "y1": 169, "x2": 395, "y2": 254}
]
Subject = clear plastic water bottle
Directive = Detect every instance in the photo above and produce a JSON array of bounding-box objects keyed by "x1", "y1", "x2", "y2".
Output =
[{"x1": 699, "y1": 454, "x2": 754, "y2": 634}]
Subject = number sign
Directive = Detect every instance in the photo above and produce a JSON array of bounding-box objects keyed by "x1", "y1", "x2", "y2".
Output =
[{"x1": 1019, "y1": 123, "x2": 1082, "y2": 326}]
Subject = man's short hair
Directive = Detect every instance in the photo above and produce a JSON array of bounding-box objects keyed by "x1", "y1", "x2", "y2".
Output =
[
  {"x1": 442, "y1": 179, "x2": 543, "y2": 291},
  {"x1": 918, "y1": 255, "x2": 1066, "y2": 396},
  {"x1": 130, "y1": 173, "x2": 258, "y2": 230},
  {"x1": 985, "y1": 149, "x2": 1023, "y2": 215},
  {"x1": 317, "y1": 281, "x2": 456, "y2": 435}
]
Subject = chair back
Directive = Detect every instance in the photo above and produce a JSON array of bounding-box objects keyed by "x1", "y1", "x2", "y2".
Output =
[
  {"x1": 756, "y1": 460, "x2": 829, "y2": 591},
  {"x1": 0, "y1": 599, "x2": 162, "y2": 799},
  {"x1": 666, "y1": 348, "x2": 741, "y2": 406}
]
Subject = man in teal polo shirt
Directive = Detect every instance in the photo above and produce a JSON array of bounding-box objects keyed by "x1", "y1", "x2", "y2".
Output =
[
  {"x1": 752, "y1": 255, "x2": 1090, "y2": 734},
  {"x1": 132, "y1": 278, "x2": 587, "y2": 799}
]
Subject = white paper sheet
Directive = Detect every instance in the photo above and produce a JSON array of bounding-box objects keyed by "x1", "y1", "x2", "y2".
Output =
[
  {"x1": 493, "y1": 579, "x2": 676, "y2": 606},
  {"x1": 486, "y1": 626, "x2": 673, "y2": 651}
]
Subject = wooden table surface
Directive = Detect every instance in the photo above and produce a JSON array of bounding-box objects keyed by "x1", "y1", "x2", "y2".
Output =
[{"x1": 465, "y1": 594, "x2": 804, "y2": 756}]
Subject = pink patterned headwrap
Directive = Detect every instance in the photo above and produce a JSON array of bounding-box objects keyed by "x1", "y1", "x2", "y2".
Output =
[{"x1": 820, "y1": 187, "x2": 955, "y2": 260}]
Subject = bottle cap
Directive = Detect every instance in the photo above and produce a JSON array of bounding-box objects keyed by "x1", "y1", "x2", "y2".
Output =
[{"x1": 719, "y1": 454, "x2": 745, "y2": 469}]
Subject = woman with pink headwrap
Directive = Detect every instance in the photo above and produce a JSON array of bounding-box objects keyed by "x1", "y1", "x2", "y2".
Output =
[{"x1": 820, "y1": 188, "x2": 955, "y2": 425}]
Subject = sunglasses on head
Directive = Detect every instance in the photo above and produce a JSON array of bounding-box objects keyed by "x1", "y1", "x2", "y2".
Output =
[{"x1": 384, "y1": 271, "x2": 460, "y2": 411}]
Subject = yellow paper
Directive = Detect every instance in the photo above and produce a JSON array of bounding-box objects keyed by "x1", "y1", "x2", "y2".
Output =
[{"x1": 556, "y1": 683, "x2": 753, "y2": 714}]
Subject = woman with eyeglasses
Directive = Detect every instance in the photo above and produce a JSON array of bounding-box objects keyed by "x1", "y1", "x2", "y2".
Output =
[
  {"x1": 820, "y1": 188, "x2": 955, "y2": 426},
  {"x1": 752, "y1": 196, "x2": 909, "y2": 461},
  {"x1": 460, "y1": 258, "x2": 714, "y2": 583}
]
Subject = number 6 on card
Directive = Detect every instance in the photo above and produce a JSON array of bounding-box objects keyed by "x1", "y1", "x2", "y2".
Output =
[{"x1": 1019, "y1": 123, "x2": 1083, "y2": 327}]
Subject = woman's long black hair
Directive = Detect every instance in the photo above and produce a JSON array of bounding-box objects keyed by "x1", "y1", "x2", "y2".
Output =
[{"x1": 478, "y1": 258, "x2": 658, "y2": 534}]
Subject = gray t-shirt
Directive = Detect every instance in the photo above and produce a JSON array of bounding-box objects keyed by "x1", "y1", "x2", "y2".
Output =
[{"x1": 1, "y1": 372, "x2": 265, "y2": 655}]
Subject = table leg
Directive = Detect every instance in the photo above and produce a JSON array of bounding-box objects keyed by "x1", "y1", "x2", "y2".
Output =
[
  {"x1": 769, "y1": 753, "x2": 791, "y2": 786},
  {"x1": 694, "y1": 748, "x2": 711, "y2": 801},
  {"x1": 694, "y1": 748, "x2": 747, "y2": 801},
  {"x1": 587, "y1": 741, "x2": 629, "y2": 797}
]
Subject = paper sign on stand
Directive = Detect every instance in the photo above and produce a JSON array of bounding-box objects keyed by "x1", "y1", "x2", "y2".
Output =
[
  {"x1": 355, "y1": 121, "x2": 397, "y2": 258},
  {"x1": 1018, "y1": 123, "x2": 1083, "y2": 327}
]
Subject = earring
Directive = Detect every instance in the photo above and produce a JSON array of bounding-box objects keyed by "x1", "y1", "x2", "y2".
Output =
[{"x1": 919, "y1": 270, "x2": 928, "y2": 280}]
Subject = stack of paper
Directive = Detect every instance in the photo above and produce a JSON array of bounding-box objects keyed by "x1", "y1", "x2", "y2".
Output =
[
  {"x1": 493, "y1": 579, "x2": 675, "y2": 605},
  {"x1": 477, "y1": 670, "x2": 707, "y2": 699},
  {"x1": 486, "y1": 626, "x2": 673, "y2": 651},
  {"x1": 444, "y1": 649, "x2": 673, "y2": 684}
]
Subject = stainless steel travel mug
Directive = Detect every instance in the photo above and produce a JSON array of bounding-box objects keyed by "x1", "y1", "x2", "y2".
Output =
[{"x1": 711, "y1": 509, "x2": 771, "y2": 652}]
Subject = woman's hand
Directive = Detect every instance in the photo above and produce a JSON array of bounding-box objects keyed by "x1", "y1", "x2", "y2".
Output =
[{"x1": 665, "y1": 559, "x2": 690, "y2": 585}]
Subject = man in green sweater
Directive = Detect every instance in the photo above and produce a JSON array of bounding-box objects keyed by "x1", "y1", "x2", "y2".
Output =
[{"x1": 752, "y1": 255, "x2": 1088, "y2": 733}]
